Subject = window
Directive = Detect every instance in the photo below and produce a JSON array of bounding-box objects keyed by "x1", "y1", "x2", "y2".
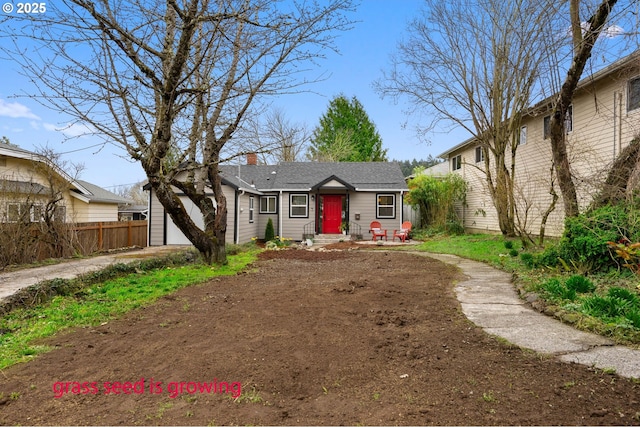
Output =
[
  {"x1": 475, "y1": 146, "x2": 484, "y2": 163},
  {"x1": 451, "y1": 155, "x2": 462, "y2": 171},
  {"x1": 30, "y1": 204, "x2": 42, "y2": 222},
  {"x1": 543, "y1": 115, "x2": 551, "y2": 139},
  {"x1": 520, "y1": 126, "x2": 527, "y2": 145},
  {"x1": 259, "y1": 195, "x2": 277, "y2": 214},
  {"x1": 54, "y1": 205, "x2": 66, "y2": 223},
  {"x1": 289, "y1": 194, "x2": 308, "y2": 218},
  {"x1": 377, "y1": 194, "x2": 395, "y2": 219},
  {"x1": 628, "y1": 76, "x2": 640, "y2": 111},
  {"x1": 565, "y1": 105, "x2": 573, "y2": 133},
  {"x1": 544, "y1": 107, "x2": 572, "y2": 139},
  {"x1": 5, "y1": 203, "x2": 43, "y2": 222},
  {"x1": 249, "y1": 196, "x2": 254, "y2": 223},
  {"x1": 7, "y1": 203, "x2": 21, "y2": 222}
]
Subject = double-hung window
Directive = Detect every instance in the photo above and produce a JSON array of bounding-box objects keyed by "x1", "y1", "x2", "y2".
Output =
[
  {"x1": 377, "y1": 194, "x2": 395, "y2": 219},
  {"x1": 289, "y1": 194, "x2": 308, "y2": 218},
  {"x1": 451, "y1": 155, "x2": 462, "y2": 171}
]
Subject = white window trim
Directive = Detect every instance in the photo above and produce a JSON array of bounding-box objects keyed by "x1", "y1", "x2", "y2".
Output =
[
  {"x1": 249, "y1": 196, "x2": 254, "y2": 223},
  {"x1": 519, "y1": 125, "x2": 527, "y2": 145},
  {"x1": 451, "y1": 154, "x2": 462, "y2": 171},
  {"x1": 475, "y1": 146, "x2": 484, "y2": 163},
  {"x1": 628, "y1": 76, "x2": 640, "y2": 112}
]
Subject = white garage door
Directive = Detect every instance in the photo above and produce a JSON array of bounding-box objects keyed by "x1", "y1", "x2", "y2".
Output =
[{"x1": 166, "y1": 197, "x2": 205, "y2": 245}]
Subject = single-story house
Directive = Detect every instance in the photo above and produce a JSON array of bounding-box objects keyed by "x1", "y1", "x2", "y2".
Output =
[
  {"x1": 438, "y1": 50, "x2": 640, "y2": 237},
  {"x1": 147, "y1": 159, "x2": 409, "y2": 245},
  {"x1": 0, "y1": 142, "x2": 133, "y2": 223}
]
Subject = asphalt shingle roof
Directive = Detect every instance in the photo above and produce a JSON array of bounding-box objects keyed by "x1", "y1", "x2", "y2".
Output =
[{"x1": 219, "y1": 162, "x2": 408, "y2": 192}]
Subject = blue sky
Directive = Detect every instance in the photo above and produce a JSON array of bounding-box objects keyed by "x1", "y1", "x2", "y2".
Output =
[{"x1": 0, "y1": 1, "x2": 467, "y2": 190}]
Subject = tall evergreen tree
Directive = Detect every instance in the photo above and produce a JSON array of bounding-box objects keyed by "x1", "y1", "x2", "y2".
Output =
[{"x1": 307, "y1": 95, "x2": 387, "y2": 162}]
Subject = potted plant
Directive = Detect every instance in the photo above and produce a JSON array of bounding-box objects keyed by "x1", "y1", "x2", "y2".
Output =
[{"x1": 338, "y1": 221, "x2": 349, "y2": 235}]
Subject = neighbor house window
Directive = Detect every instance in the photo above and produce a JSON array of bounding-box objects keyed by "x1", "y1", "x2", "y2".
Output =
[
  {"x1": 7, "y1": 203, "x2": 21, "y2": 222},
  {"x1": 520, "y1": 126, "x2": 527, "y2": 145},
  {"x1": 451, "y1": 155, "x2": 462, "y2": 171},
  {"x1": 628, "y1": 76, "x2": 640, "y2": 111},
  {"x1": 377, "y1": 194, "x2": 395, "y2": 219},
  {"x1": 30, "y1": 204, "x2": 42, "y2": 222},
  {"x1": 543, "y1": 115, "x2": 551, "y2": 139},
  {"x1": 289, "y1": 194, "x2": 308, "y2": 218},
  {"x1": 5, "y1": 203, "x2": 42, "y2": 223},
  {"x1": 249, "y1": 196, "x2": 254, "y2": 223},
  {"x1": 54, "y1": 205, "x2": 66, "y2": 223},
  {"x1": 565, "y1": 105, "x2": 573, "y2": 133},
  {"x1": 475, "y1": 146, "x2": 484, "y2": 163},
  {"x1": 544, "y1": 107, "x2": 572, "y2": 139},
  {"x1": 260, "y1": 195, "x2": 277, "y2": 214}
]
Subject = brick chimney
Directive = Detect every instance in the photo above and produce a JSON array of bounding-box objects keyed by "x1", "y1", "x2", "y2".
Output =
[{"x1": 246, "y1": 152, "x2": 257, "y2": 165}]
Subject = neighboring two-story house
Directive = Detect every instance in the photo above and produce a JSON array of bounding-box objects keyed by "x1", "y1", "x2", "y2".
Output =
[{"x1": 438, "y1": 50, "x2": 640, "y2": 237}]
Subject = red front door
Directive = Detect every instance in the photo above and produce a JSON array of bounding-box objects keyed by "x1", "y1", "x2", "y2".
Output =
[{"x1": 322, "y1": 195, "x2": 343, "y2": 234}]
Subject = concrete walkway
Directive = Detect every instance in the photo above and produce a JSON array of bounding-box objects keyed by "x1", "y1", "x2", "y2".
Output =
[
  {"x1": 0, "y1": 246, "x2": 188, "y2": 301},
  {"x1": 426, "y1": 253, "x2": 640, "y2": 379}
]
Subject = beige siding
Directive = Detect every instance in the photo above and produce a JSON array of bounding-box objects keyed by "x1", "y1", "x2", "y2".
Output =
[
  {"x1": 0, "y1": 156, "x2": 107, "y2": 223},
  {"x1": 448, "y1": 65, "x2": 640, "y2": 237},
  {"x1": 72, "y1": 202, "x2": 119, "y2": 222}
]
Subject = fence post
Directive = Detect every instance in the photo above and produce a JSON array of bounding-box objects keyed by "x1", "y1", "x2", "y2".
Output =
[
  {"x1": 98, "y1": 222, "x2": 103, "y2": 250},
  {"x1": 127, "y1": 221, "x2": 132, "y2": 247}
]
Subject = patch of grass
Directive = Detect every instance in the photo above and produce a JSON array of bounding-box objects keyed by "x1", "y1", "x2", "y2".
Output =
[
  {"x1": 418, "y1": 234, "x2": 530, "y2": 272},
  {"x1": 417, "y1": 233, "x2": 640, "y2": 346},
  {"x1": 233, "y1": 386, "x2": 263, "y2": 404},
  {"x1": 0, "y1": 249, "x2": 258, "y2": 370}
]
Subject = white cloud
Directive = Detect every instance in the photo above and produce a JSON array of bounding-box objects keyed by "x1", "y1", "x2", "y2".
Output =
[
  {"x1": 602, "y1": 25, "x2": 624, "y2": 38},
  {"x1": 0, "y1": 98, "x2": 40, "y2": 120},
  {"x1": 578, "y1": 22, "x2": 625, "y2": 39},
  {"x1": 43, "y1": 122, "x2": 95, "y2": 138}
]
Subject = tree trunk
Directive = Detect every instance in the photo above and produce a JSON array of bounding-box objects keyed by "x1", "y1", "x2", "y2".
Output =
[{"x1": 549, "y1": 0, "x2": 618, "y2": 218}]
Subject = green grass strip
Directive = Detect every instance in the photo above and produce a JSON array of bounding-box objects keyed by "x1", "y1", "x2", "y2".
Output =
[{"x1": 0, "y1": 250, "x2": 258, "y2": 370}]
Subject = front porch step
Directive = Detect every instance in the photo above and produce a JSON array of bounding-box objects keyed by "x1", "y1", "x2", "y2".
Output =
[{"x1": 312, "y1": 233, "x2": 351, "y2": 244}]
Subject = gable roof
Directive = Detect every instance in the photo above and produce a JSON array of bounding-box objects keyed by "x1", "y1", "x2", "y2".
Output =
[
  {"x1": 219, "y1": 162, "x2": 408, "y2": 192},
  {"x1": 74, "y1": 180, "x2": 133, "y2": 204},
  {"x1": 0, "y1": 142, "x2": 132, "y2": 205}
]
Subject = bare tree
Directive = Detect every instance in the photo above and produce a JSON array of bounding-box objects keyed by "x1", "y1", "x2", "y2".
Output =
[
  {"x1": 234, "y1": 107, "x2": 310, "y2": 164},
  {"x1": 376, "y1": 0, "x2": 558, "y2": 236},
  {"x1": 114, "y1": 181, "x2": 148, "y2": 206},
  {"x1": 2, "y1": 0, "x2": 354, "y2": 264}
]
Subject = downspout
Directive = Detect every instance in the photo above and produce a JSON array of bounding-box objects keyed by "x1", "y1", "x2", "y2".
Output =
[
  {"x1": 613, "y1": 91, "x2": 618, "y2": 160},
  {"x1": 235, "y1": 190, "x2": 244, "y2": 244},
  {"x1": 279, "y1": 190, "x2": 283, "y2": 238}
]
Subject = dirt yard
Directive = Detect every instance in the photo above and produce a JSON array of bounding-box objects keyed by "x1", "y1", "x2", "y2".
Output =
[{"x1": 1, "y1": 246, "x2": 639, "y2": 425}]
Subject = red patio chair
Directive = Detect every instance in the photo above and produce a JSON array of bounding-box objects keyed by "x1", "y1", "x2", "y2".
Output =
[
  {"x1": 369, "y1": 220, "x2": 387, "y2": 241},
  {"x1": 393, "y1": 221, "x2": 412, "y2": 243}
]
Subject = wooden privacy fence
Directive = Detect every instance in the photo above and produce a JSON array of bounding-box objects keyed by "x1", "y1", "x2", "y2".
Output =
[{"x1": 74, "y1": 220, "x2": 148, "y2": 252}]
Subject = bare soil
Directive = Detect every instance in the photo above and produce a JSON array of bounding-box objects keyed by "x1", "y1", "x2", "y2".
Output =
[{"x1": 1, "y1": 246, "x2": 639, "y2": 425}]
